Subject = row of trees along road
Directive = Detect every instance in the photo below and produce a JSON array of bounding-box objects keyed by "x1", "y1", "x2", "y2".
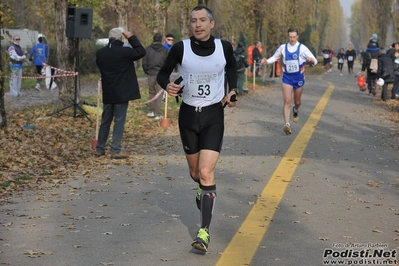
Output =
[
  {"x1": 350, "y1": 0, "x2": 399, "y2": 50},
  {"x1": 0, "y1": 0, "x2": 397, "y2": 129}
]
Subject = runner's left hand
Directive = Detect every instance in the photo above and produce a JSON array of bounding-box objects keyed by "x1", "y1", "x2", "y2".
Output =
[{"x1": 223, "y1": 91, "x2": 237, "y2": 108}]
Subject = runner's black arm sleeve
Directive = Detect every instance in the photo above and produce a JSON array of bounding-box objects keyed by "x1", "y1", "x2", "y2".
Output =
[
  {"x1": 157, "y1": 41, "x2": 183, "y2": 90},
  {"x1": 222, "y1": 40, "x2": 238, "y2": 92}
]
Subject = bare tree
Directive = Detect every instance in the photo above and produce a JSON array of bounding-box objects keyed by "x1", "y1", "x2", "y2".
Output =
[
  {"x1": 197, "y1": 0, "x2": 208, "y2": 5},
  {"x1": 54, "y1": 0, "x2": 77, "y2": 106},
  {"x1": 180, "y1": 0, "x2": 192, "y2": 39},
  {"x1": 0, "y1": 3, "x2": 15, "y2": 129},
  {"x1": 107, "y1": 0, "x2": 128, "y2": 29}
]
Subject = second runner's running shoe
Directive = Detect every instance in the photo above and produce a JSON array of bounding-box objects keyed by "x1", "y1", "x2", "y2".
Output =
[{"x1": 293, "y1": 106, "x2": 299, "y2": 122}]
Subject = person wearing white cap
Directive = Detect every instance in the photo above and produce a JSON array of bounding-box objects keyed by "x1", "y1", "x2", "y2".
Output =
[
  {"x1": 95, "y1": 27, "x2": 146, "y2": 159},
  {"x1": 8, "y1": 35, "x2": 26, "y2": 96}
]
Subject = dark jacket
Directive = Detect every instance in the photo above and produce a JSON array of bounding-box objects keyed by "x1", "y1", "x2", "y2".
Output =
[
  {"x1": 142, "y1": 42, "x2": 169, "y2": 76},
  {"x1": 345, "y1": 49, "x2": 356, "y2": 62},
  {"x1": 234, "y1": 46, "x2": 249, "y2": 72},
  {"x1": 336, "y1": 52, "x2": 345, "y2": 62},
  {"x1": 252, "y1": 47, "x2": 261, "y2": 63},
  {"x1": 362, "y1": 49, "x2": 380, "y2": 72},
  {"x1": 96, "y1": 36, "x2": 146, "y2": 104},
  {"x1": 377, "y1": 53, "x2": 394, "y2": 83},
  {"x1": 394, "y1": 58, "x2": 399, "y2": 76},
  {"x1": 386, "y1": 48, "x2": 395, "y2": 60}
]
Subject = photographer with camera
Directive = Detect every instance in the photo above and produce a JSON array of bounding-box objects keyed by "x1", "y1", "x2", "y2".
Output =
[{"x1": 95, "y1": 27, "x2": 146, "y2": 159}]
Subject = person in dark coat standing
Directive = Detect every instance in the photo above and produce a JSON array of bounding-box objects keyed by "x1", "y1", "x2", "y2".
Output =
[
  {"x1": 142, "y1": 33, "x2": 169, "y2": 119},
  {"x1": 95, "y1": 27, "x2": 146, "y2": 159},
  {"x1": 361, "y1": 35, "x2": 380, "y2": 96},
  {"x1": 234, "y1": 41, "x2": 249, "y2": 94},
  {"x1": 252, "y1": 41, "x2": 262, "y2": 77},
  {"x1": 377, "y1": 49, "x2": 395, "y2": 101},
  {"x1": 392, "y1": 42, "x2": 399, "y2": 100}
]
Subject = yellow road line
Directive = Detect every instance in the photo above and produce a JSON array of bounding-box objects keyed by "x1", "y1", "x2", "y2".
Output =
[{"x1": 216, "y1": 83, "x2": 335, "y2": 265}]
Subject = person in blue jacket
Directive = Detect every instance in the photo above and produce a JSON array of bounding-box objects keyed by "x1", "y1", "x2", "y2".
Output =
[
  {"x1": 29, "y1": 37, "x2": 49, "y2": 91},
  {"x1": 163, "y1": 33, "x2": 174, "y2": 51}
]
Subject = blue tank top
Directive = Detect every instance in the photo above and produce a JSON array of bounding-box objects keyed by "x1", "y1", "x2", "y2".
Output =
[{"x1": 284, "y1": 43, "x2": 304, "y2": 77}]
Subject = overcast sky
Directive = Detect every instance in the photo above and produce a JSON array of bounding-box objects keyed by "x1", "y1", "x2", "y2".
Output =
[{"x1": 340, "y1": 0, "x2": 355, "y2": 17}]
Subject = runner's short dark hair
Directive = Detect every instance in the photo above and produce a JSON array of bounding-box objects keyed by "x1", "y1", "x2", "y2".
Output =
[{"x1": 191, "y1": 6, "x2": 214, "y2": 21}]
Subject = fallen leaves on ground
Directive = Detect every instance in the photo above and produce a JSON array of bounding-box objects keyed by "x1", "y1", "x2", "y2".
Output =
[{"x1": 0, "y1": 104, "x2": 180, "y2": 202}]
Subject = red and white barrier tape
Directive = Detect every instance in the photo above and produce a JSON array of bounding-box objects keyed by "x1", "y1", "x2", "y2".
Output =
[
  {"x1": 43, "y1": 63, "x2": 77, "y2": 75},
  {"x1": 97, "y1": 79, "x2": 165, "y2": 105},
  {"x1": 5, "y1": 63, "x2": 78, "y2": 79},
  {"x1": 8, "y1": 73, "x2": 78, "y2": 79},
  {"x1": 142, "y1": 89, "x2": 165, "y2": 104}
]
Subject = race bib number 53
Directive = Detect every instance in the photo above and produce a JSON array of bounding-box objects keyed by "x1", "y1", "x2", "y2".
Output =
[{"x1": 188, "y1": 73, "x2": 218, "y2": 100}]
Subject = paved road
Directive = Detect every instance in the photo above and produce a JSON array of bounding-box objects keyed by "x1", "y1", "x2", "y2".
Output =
[{"x1": 1, "y1": 65, "x2": 398, "y2": 266}]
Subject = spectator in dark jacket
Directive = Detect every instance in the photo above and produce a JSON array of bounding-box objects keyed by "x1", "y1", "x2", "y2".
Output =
[
  {"x1": 392, "y1": 42, "x2": 399, "y2": 100},
  {"x1": 377, "y1": 49, "x2": 395, "y2": 101},
  {"x1": 252, "y1": 41, "x2": 262, "y2": 77},
  {"x1": 386, "y1": 43, "x2": 396, "y2": 59},
  {"x1": 362, "y1": 37, "x2": 380, "y2": 95},
  {"x1": 142, "y1": 33, "x2": 169, "y2": 119},
  {"x1": 234, "y1": 41, "x2": 249, "y2": 94},
  {"x1": 95, "y1": 27, "x2": 146, "y2": 159}
]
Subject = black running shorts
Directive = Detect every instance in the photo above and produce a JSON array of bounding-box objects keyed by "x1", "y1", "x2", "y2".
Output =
[{"x1": 178, "y1": 102, "x2": 224, "y2": 154}]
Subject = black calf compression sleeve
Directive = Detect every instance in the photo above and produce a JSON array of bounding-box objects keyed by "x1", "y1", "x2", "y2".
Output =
[{"x1": 200, "y1": 185, "x2": 216, "y2": 230}]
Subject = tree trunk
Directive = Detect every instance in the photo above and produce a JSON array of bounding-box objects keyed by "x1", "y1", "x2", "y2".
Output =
[
  {"x1": 160, "y1": 0, "x2": 171, "y2": 37},
  {"x1": 180, "y1": 0, "x2": 190, "y2": 39},
  {"x1": 0, "y1": 28, "x2": 7, "y2": 129},
  {"x1": 197, "y1": 0, "x2": 208, "y2": 6},
  {"x1": 54, "y1": 0, "x2": 79, "y2": 107},
  {"x1": 114, "y1": 0, "x2": 128, "y2": 29},
  {"x1": 0, "y1": 78, "x2": 5, "y2": 129}
]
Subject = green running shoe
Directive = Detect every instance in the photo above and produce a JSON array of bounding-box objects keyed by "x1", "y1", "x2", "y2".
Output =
[
  {"x1": 196, "y1": 183, "x2": 201, "y2": 210},
  {"x1": 192, "y1": 228, "x2": 210, "y2": 252}
]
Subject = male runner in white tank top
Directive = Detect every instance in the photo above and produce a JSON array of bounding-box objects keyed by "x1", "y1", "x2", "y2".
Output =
[{"x1": 157, "y1": 5, "x2": 237, "y2": 253}]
